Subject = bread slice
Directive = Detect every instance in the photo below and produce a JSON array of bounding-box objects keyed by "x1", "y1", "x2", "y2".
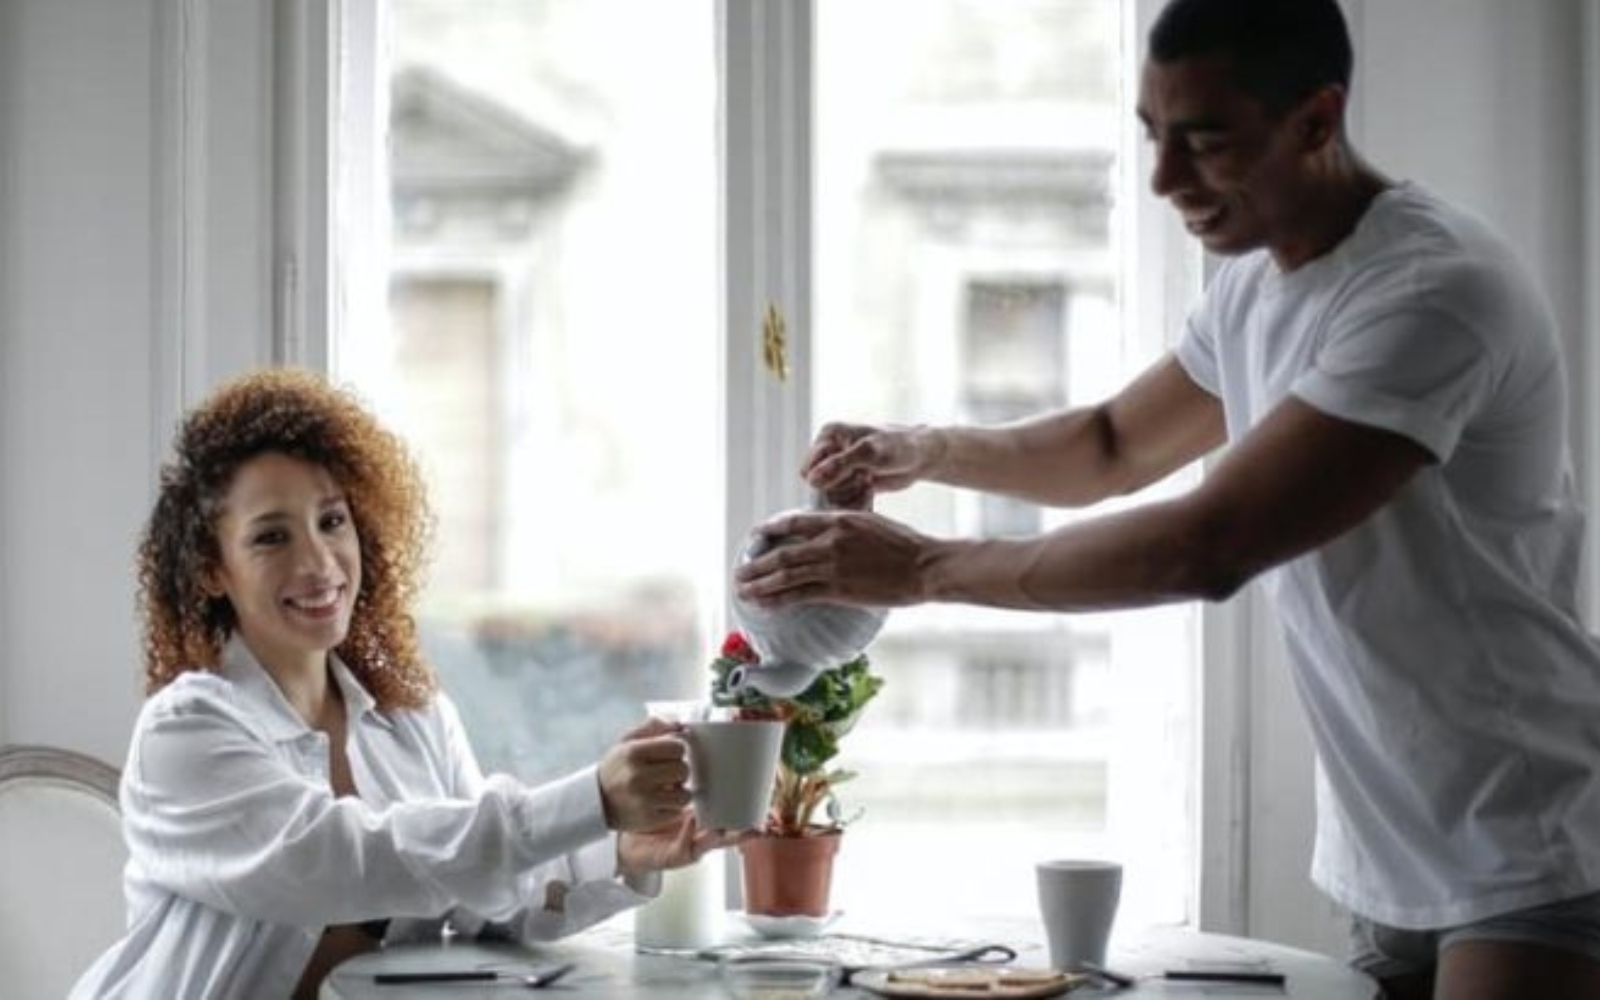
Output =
[{"x1": 879, "y1": 966, "x2": 1082, "y2": 997}]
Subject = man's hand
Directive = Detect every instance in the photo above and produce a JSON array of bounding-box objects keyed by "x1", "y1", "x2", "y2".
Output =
[
  {"x1": 734, "y1": 509, "x2": 934, "y2": 608},
  {"x1": 617, "y1": 815, "x2": 751, "y2": 877},
  {"x1": 598, "y1": 718, "x2": 693, "y2": 832},
  {"x1": 803, "y1": 422, "x2": 935, "y2": 509}
]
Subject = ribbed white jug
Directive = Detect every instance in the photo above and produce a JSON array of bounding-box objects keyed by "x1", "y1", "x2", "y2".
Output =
[{"x1": 728, "y1": 508, "x2": 887, "y2": 697}]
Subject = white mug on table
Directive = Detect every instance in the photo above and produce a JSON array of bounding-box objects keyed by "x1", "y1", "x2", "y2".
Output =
[
  {"x1": 633, "y1": 704, "x2": 783, "y2": 951},
  {"x1": 1036, "y1": 859, "x2": 1122, "y2": 971}
]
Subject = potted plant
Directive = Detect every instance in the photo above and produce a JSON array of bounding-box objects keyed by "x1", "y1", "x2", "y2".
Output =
[{"x1": 708, "y1": 630, "x2": 884, "y2": 917}]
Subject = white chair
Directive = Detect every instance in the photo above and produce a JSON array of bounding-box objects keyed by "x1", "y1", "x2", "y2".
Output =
[{"x1": 0, "y1": 744, "x2": 127, "y2": 999}]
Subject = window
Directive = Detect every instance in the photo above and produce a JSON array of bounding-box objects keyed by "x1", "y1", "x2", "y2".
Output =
[
  {"x1": 331, "y1": 0, "x2": 1201, "y2": 930},
  {"x1": 962, "y1": 280, "x2": 1069, "y2": 538},
  {"x1": 348, "y1": 0, "x2": 720, "y2": 781},
  {"x1": 810, "y1": 0, "x2": 1196, "y2": 927}
]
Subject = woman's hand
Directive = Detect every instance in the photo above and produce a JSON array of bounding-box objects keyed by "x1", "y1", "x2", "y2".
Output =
[
  {"x1": 617, "y1": 815, "x2": 751, "y2": 877},
  {"x1": 803, "y1": 422, "x2": 935, "y2": 509},
  {"x1": 597, "y1": 718, "x2": 693, "y2": 832}
]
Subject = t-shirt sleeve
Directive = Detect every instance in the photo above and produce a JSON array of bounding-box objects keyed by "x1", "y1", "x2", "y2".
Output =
[
  {"x1": 1175, "y1": 316, "x2": 1220, "y2": 397},
  {"x1": 1174, "y1": 262, "x2": 1230, "y2": 398},
  {"x1": 1291, "y1": 285, "x2": 1497, "y2": 462}
]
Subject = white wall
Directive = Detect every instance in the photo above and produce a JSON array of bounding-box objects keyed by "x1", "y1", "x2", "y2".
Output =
[
  {"x1": 1359, "y1": 0, "x2": 1588, "y2": 481},
  {"x1": 1232, "y1": 0, "x2": 1593, "y2": 957},
  {"x1": 0, "y1": 0, "x2": 162, "y2": 762},
  {"x1": 0, "y1": 0, "x2": 277, "y2": 761},
  {"x1": 0, "y1": 0, "x2": 1594, "y2": 958}
]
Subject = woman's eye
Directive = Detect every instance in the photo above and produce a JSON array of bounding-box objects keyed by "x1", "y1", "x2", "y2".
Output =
[
  {"x1": 252, "y1": 529, "x2": 287, "y2": 546},
  {"x1": 322, "y1": 511, "x2": 349, "y2": 531}
]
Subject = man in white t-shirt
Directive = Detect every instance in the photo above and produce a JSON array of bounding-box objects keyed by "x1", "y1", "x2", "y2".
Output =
[{"x1": 734, "y1": 0, "x2": 1600, "y2": 997}]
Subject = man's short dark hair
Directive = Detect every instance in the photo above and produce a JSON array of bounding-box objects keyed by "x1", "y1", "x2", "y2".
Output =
[{"x1": 1149, "y1": 0, "x2": 1353, "y2": 115}]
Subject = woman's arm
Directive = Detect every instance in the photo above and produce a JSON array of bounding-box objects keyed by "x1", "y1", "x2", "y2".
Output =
[
  {"x1": 124, "y1": 686, "x2": 615, "y2": 929},
  {"x1": 426, "y1": 697, "x2": 665, "y2": 942}
]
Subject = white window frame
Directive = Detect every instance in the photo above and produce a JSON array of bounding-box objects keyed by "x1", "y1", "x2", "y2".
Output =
[
  {"x1": 151, "y1": 0, "x2": 1600, "y2": 951},
  {"x1": 299, "y1": 0, "x2": 815, "y2": 613},
  {"x1": 731, "y1": 3, "x2": 1217, "y2": 928},
  {"x1": 719, "y1": 0, "x2": 816, "y2": 578},
  {"x1": 280, "y1": 0, "x2": 1237, "y2": 932},
  {"x1": 1585, "y1": 0, "x2": 1600, "y2": 627}
]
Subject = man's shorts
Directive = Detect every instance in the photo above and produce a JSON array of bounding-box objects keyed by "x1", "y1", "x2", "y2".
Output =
[{"x1": 1350, "y1": 891, "x2": 1600, "y2": 981}]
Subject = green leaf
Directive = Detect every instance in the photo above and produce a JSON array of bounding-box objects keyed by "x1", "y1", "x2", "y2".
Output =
[{"x1": 784, "y1": 722, "x2": 839, "y2": 776}]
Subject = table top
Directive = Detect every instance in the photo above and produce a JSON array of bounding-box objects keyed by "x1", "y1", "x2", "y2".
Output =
[{"x1": 323, "y1": 915, "x2": 1377, "y2": 999}]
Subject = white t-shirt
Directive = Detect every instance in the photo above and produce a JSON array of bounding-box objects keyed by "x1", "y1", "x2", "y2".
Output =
[
  {"x1": 71, "y1": 637, "x2": 650, "y2": 998},
  {"x1": 1177, "y1": 182, "x2": 1600, "y2": 928}
]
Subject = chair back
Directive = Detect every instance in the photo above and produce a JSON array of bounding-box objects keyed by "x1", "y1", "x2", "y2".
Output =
[{"x1": 0, "y1": 744, "x2": 127, "y2": 998}]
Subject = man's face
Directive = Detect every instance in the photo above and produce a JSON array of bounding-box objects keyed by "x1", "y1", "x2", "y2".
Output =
[{"x1": 1137, "y1": 55, "x2": 1314, "y2": 260}]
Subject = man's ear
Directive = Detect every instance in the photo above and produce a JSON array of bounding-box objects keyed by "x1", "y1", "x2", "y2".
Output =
[{"x1": 1298, "y1": 84, "x2": 1346, "y2": 152}]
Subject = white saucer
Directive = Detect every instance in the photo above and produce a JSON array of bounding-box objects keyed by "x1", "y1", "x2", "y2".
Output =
[{"x1": 740, "y1": 910, "x2": 843, "y2": 939}]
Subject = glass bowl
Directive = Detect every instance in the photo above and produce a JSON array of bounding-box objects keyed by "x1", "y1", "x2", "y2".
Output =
[{"x1": 717, "y1": 952, "x2": 843, "y2": 999}]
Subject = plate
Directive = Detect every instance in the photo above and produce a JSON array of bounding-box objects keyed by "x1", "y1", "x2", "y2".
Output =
[
  {"x1": 852, "y1": 966, "x2": 1089, "y2": 999},
  {"x1": 740, "y1": 910, "x2": 843, "y2": 939}
]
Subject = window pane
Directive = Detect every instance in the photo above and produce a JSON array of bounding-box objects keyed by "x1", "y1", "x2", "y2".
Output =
[
  {"x1": 815, "y1": 0, "x2": 1195, "y2": 927},
  {"x1": 351, "y1": 0, "x2": 718, "y2": 782}
]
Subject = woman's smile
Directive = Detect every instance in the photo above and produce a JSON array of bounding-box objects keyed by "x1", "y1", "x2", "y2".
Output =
[{"x1": 284, "y1": 585, "x2": 346, "y2": 620}]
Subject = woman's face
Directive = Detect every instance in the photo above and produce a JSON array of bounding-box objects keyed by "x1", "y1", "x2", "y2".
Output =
[{"x1": 208, "y1": 452, "x2": 362, "y2": 676}]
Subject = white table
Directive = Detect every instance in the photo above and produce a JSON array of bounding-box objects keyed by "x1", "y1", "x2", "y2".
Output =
[{"x1": 323, "y1": 915, "x2": 1378, "y2": 998}]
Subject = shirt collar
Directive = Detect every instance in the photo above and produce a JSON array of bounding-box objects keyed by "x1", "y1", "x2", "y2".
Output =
[
  {"x1": 219, "y1": 634, "x2": 392, "y2": 742},
  {"x1": 328, "y1": 648, "x2": 395, "y2": 732}
]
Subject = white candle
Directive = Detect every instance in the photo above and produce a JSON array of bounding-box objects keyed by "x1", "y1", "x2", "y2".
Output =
[{"x1": 634, "y1": 855, "x2": 725, "y2": 952}]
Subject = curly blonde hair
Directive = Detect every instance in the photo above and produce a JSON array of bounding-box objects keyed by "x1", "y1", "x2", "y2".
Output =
[{"x1": 138, "y1": 367, "x2": 436, "y2": 710}]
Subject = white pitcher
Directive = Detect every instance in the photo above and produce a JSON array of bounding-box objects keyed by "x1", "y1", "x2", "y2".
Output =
[{"x1": 727, "y1": 505, "x2": 887, "y2": 698}]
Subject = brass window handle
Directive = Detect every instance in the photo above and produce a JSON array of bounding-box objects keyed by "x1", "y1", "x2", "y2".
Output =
[{"x1": 762, "y1": 302, "x2": 789, "y2": 383}]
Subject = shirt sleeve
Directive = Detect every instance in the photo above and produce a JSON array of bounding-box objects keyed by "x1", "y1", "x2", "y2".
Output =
[
  {"x1": 500, "y1": 839, "x2": 660, "y2": 942},
  {"x1": 425, "y1": 693, "x2": 655, "y2": 939},
  {"x1": 122, "y1": 682, "x2": 613, "y2": 929},
  {"x1": 1291, "y1": 281, "x2": 1497, "y2": 461},
  {"x1": 1174, "y1": 264, "x2": 1228, "y2": 398}
]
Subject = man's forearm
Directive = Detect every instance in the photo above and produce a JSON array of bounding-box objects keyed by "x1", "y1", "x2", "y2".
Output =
[
  {"x1": 921, "y1": 497, "x2": 1243, "y2": 612},
  {"x1": 917, "y1": 409, "x2": 1125, "y2": 508}
]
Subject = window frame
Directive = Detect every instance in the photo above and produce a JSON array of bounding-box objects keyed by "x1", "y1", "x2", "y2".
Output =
[
  {"x1": 285, "y1": 0, "x2": 1236, "y2": 932},
  {"x1": 718, "y1": 0, "x2": 817, "y2": 596}
]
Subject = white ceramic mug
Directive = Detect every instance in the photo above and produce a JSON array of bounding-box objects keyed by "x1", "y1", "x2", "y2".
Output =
[
  {"x1": 1035, "y1": 859, "x2": 1122, "y2": 970},
  {"x1": 683, "y1": 719, "x2": 785, "y2": 830}
]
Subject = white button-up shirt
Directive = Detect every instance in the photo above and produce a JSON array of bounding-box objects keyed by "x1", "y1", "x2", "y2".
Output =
[{"x1": 72, "y1": 637, "x2": 651, "y2": 998}]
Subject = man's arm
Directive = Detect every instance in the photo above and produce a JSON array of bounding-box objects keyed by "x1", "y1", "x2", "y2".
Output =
[
  {"x1": 919, "y1": 356, "x2": 1226, "y2": 506},
  {"x1": 925, "y1": 396, "x2": 1433, "y2": 610},
  {"x1": 739, "y1": 383, "x2": 1431, "y2": 612}
]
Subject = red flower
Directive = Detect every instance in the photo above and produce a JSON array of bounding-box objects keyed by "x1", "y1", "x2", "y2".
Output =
[{"x1": 720, "y1": 630, "x2": 758, "y2": 663}]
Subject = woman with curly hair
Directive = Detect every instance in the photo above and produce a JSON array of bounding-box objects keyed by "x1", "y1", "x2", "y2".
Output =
[{"x1": 73, "y1": 368, "x2": 737, "y2": 999}]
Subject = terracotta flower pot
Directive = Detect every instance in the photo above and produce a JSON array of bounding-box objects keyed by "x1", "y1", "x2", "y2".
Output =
[{"x1": 738, "y1": 829, "x2": 842, "y2": 917}]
